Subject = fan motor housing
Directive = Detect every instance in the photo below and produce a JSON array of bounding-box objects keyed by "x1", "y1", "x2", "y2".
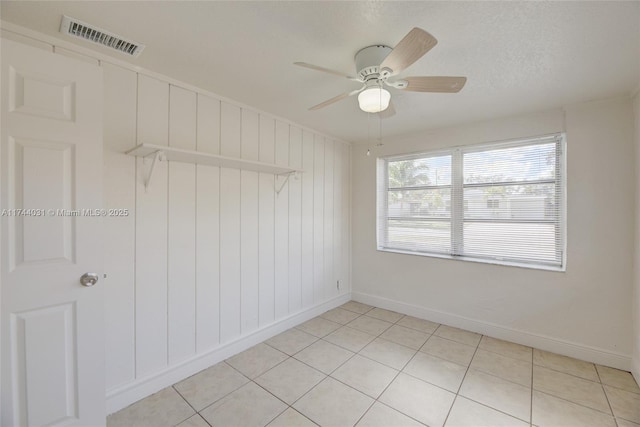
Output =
[{"x1": 355, "y1": 45, "x2": 392, "y2": 81}]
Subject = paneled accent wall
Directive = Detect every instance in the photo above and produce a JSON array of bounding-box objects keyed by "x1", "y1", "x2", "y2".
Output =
[{"x1": 103, "y1": 64, "x2": 351, "y2": 392}]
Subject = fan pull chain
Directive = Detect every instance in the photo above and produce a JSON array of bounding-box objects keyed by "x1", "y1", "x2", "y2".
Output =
[
  {"x1": 367, "y1": 111, "x2": 372, "y2": 156},
  {"x1": 378, "y1": 88, "x2": 383, "y2": 149}
]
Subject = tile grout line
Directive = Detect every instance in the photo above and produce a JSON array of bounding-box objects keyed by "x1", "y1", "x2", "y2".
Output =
[
  {"x1": 452, "y1": 395, "x2": 533, "y2": 425},
  {"x1": 441, "y1": 332, "x2": 482, "y2": 427},
  {"x1": 534, "y1": 362, "x2": 606, "y2": 384},
  {"x1": 299, "y1": 321, "x2": 497, "y2": 426},
  {"x1": 456, "y1": 354, "x2": 537, "y2": 391},
  {"x1": 530, "y1": 343, "x2": 534, "y2": 426},
  {"x1": 533, "y1": 362, "x2": 631, "y2": 417},
  {"x1": 534, "y1": 389, "x2": 621, "y2": 419},
  {"x1": 117, "y1": 302, "x2": 635, "y2": 427},
  {"x1": 262, "y1": 330, "x2": 322, "y2": 357},
  {"x1": 356, "y1": 304, "x2": 639, "y2": 392},
  {"x1": 410, "y1": 333, "x2": 541, "y2": 398},
  {"x1": 170, "y1": 385, "x2": 212, "y2": 427},
  {"x1": 189, "y1": 371, "x2": 293, "y2": 425},
  {"x1": 249, "y1": 378, "x2": 299, "y2": 423},
  {"x1": 286, "y1": 307, "x2": 414, "y2": 425},
  {"x1": 191, "y1": 361, "x2": 253, "y2": 415},
  {"x1": 266, "y1": 307, "x2": 456, "y2": 425},
  {"x1": 356, "y1": 317, "x2": 521, "y2": 426},
  {"x1": 476, "y1": 345, "x2": 534, "y2": 364},
  {"x1": 285, "y1": 346, "x2": 361, "y2": 418},
  {"x1": 327, "y1": 309, "x2": 422, "y2": 426},
  {"x1": 415, "y1": 341, "x2": 474, "y2": 370},
  {"x1": 313, "y1": 310, "x2": 422, "y2": 357},
  {"x1": 459, "y1": 355, "x2": 616, "y2": 419},
  {"x1": 355, "y1": 309, "x2": 431, "y2": 426},
  {"x1": 362, "y1": 339, "x2": 427, "y2": 425},
  {"x1": 357, "y1": 343, "x2": 421, "y2": 372},
  {"x1": 286, "y1": 312, "x2": 385, "y2": 408}
]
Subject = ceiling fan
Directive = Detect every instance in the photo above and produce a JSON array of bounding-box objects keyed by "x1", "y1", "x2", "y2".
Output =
[{"x1": 295, "y1": 27, "x2": 466, "y2": 116}]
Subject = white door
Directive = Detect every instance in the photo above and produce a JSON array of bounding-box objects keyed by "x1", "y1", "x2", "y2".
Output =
[{"x1": 0, "y1": 39, "x2": 104, "y2": 426}]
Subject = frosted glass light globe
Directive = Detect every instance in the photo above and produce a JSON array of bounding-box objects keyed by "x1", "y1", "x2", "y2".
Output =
[{"x1": 358, "y1": 87, "x2": 391, "y2": 113}]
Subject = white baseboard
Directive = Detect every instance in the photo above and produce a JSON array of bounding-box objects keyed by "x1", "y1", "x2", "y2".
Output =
[
  {"x1": 106, "y1": 293, "x2": 351, "y2": 414},
  {"x1": 352, "y1": 291, "x2": 632, "y2": 371}
]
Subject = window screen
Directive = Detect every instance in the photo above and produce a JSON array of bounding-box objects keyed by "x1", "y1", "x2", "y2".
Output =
[{"x1": 377, "y1": 134, "x2": 566, "y2": 270}]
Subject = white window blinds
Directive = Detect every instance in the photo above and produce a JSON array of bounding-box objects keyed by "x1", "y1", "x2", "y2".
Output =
[{"x1": 377, "y1": 134, "x2": 566, "y2": 270}]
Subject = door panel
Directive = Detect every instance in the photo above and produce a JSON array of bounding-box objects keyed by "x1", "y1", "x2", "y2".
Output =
[
  {"x1": 12, "y1": 303, "x2": 77, "y2": 427},
  {"x1": 1, "y1": 38, "x2": 104, "y2": 426},
  {"x1": 8, "y1": 65, "x2": 75, "y2": 121},
  {"x1": 10, "y1": 137, "x2": 75, "y2": 268}
]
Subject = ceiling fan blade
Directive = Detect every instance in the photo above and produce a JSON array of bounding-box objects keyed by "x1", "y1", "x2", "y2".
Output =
[
  {"x1": 294, "y1": 62, "x2": 359, "y2": 81},
  {"x1": 309, "y1": 87, "x2": 364, "y2": 111},
  {"x1": 379, "y1": 28, "x2": 438, "y2": 77},
  {"x1": 376, "y1": 101, "x2": 396, "y2": 119},
  {"x1": 402, "y1": 76, "x2": 467, "y2": 93}
]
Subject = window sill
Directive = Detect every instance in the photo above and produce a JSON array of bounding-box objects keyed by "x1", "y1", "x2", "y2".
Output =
[{"x1": 377, "y1": 247, "x2": 566, "y2": 272}]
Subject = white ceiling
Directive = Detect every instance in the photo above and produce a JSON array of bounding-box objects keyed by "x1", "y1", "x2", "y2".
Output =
[{"x1": 2, "y1": 1, "x2": 639, "y2": 143}]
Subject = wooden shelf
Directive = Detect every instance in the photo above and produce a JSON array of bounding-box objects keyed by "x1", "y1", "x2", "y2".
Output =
[
  {"x1": 126, "y1": 143, "x2": 302, "y2": 175},
  {"x1": 127, "y1": 143, "x2": 302, "y2": 193}
]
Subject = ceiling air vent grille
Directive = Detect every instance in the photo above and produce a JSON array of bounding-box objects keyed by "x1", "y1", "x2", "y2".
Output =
[{"x1": 59, "y1": 15, "x2": 145, "y2": 57}]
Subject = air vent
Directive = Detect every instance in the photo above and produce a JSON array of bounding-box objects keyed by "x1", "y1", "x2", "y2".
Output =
[{"x1": 59, "y1": 15, "x2": 145, "y2": 57}]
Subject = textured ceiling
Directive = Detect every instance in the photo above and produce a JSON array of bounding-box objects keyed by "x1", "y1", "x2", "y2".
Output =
[{"x1": 1, "y1": 1, "x2": 639, "y2": 143}]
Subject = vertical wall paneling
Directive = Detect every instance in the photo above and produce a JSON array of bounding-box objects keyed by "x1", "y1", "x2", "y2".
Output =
[
  {"x1": 288, "y1": 127, "x2": 303, "y2": 313},
  {"x1": 300, "y1": 131, "x2": 315, "y2": 308},
  {"x1": 324, "y1": 141, "x2": 335, "y2": 299},
  {"x1": 240, "y1": 109, "x2": 260, "y2": 333},
  {"x1": 220, "y1": 102, "x2": 241, "y2": 158},
  {"x1": 196, "y1": 94, "x2": 221, "y2": 155},
  {"x1": 274, "y1": 121, "x2": 290, "y2": 319},
  {"x1": 167, "y1": 86, "x2": 197, "y2": 364},
  {"x1": 103, "y1": 63, "x2": 136, "y2": 390},
  {"x1": 258, "y1": 116, "x2": 276, "y2": 326},
  {"x1": 135, "y1": 75, "x2": 169, "y2": 376},
  {"x1": 333, "y1": 141, "x2": 343, "y2": 295},
  {"x1": 313, "y1": 137, "x2": 325, "y2": 302},
  {"x1": 241, "y1": 110, "x2": 259, "y2": 161},
  {"x1": 195, "y1": 94, "x2": 221, "y2": 351},
  {"x1": 341, "y1": 144, "x2": 351, "y2": 291},
  {"x1": 98, "y1": 60, "x2": 352, "y2": 405},
  {"x1": 136, "y1": 75, "x2": 169, "y2": 147},
  {"x1": 219, "y1": 102, "x2": 242, "y2": 342}
]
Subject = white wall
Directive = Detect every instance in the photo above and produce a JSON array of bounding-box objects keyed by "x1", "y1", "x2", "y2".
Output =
[
  {"x1": 0, "y1": 26, "x2": 352, "y2": 414},
  {"x1": 103, "y1": 64, "x2": 352, "y2": 402},
  {"x1": 633, "y1": 93, "x2": 640, "y2": 382},
  {"x1": 352, "y1": 98, "x2": 636, "y2": 369}
]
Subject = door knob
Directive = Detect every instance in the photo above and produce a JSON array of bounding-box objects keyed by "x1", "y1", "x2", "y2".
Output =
[{"x1": 80, "y1": 272, "x2": 99, "y2": 287}]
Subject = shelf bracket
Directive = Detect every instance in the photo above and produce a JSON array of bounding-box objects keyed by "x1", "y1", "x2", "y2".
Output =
[
  {"x1": 275, "y1": 171, "x2": 298, "y2": 195},
  {"x1": 143, "y1": 150, "x2": 165, "y2": 192}
]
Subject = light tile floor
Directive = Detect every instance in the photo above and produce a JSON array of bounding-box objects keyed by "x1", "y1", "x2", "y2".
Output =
[{"x1": 108, "y1": 301, "x2": 640, "y2": 427}]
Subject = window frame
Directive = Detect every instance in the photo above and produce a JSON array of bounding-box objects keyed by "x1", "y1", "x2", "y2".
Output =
[{"x1": 377, "y1": 133, "x2": 567, "y2": 271}]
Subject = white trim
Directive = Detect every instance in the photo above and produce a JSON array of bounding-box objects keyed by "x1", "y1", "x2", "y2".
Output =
[
  {"x1": 352, "y1": 291, "x2": 632, "y2": 371},
  {"x1": 376, "y1": 248, "x2": 564, "y2": 272},
  {"x1": 0, "y1": 21, "x2": 351, "y2": 147},
  {"x1": 377, "y1": 133, "x2": 566, "y2": 271},
  {"x1": 106, "y1": 293, "x2": 350, "y2": 414},
  {"x1": 377, "y1": 132, "x2": 563, "y2": 162}
]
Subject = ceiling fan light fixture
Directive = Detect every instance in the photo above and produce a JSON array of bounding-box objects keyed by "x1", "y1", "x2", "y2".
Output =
[{"x1": 358, "y1": 87, "x2": 391, "y2": 113}]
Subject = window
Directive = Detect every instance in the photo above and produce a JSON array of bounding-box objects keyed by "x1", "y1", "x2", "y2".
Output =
[
  {"x1": 487, "y1": 199, "x2": 500, "y2": 209},
  {"x1": 377, "y1": 134, "x2": 566, "y2": 270}
]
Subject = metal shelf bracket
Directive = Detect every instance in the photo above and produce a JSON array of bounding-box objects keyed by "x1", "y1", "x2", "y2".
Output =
[
  {"x1": 275, "y1": 171, "x2": 299, "y2": 195},
  {"x1": 143, "y1": 150, "x2": 165, "y2": 192}
]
